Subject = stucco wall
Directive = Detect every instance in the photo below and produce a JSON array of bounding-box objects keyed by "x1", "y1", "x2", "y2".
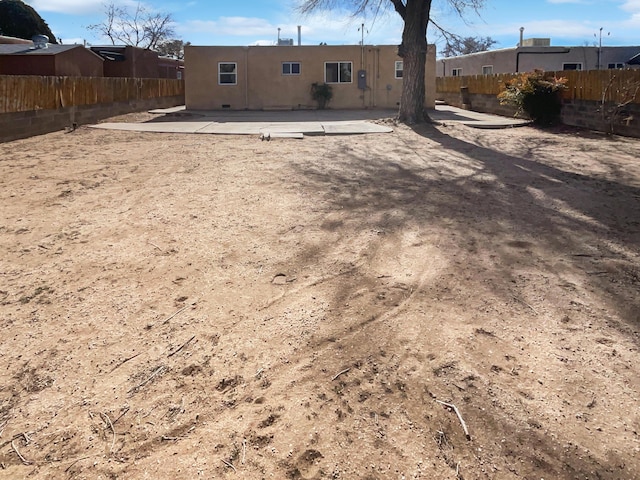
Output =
[
  {"x1": 185, "y1": 44, "x2": 436, "y2": 111},
  {"x1": 439, "y1": 46, "x2": 640, "y2": 76}
]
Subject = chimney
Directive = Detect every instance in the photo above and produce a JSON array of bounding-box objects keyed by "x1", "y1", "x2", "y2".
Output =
[
  {"x1": 519, "y1": 27, "x2": 524, "y2": 47},
  {"x1": 298, "y1": 25, "x2": 302, "y2": 46}
]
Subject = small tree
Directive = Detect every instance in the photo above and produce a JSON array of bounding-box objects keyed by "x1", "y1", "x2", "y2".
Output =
[
  {"x1": 498, "y1": 70, "x2": 568, "y2": 125},
  {"x1": 311, "y1": 82, "x2": 333, "y2": 109},
  {"x1": 156, "y1": 39, "x2": 191, "y2": 59},
  {"x1": 88, "y1": 2, "x2": 176, "y2": 50},
  {"x1": 439, "y1": 35, "x2": 496, "y2": 57}
]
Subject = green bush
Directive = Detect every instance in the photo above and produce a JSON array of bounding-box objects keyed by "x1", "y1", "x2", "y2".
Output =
[
  {"x1": 310, "y1": 82, "x2": 333, "y2": 109},
  {"x1": 498, "y1": 70, "x2": 567, "y2": 125}
]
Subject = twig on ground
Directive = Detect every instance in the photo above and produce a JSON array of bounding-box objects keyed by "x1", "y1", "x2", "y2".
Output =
[
  {"x1": 161, "y1": 435, "x2": 178, "y2": 441},
  {"x1": 129, "y1": 366, "x2": 166, "y2": 394},
  {"x1": 100, "y1": 412, "x2": 116, "y2": 452},
  {"x1": 148, "y1": 241, "x2": 164, "y2": 252},
  {"x1": 242, "y1": 439, "x2": 247, "y2": 464},
  {"x1": 64, "y1": 456, "x2": 92, "y2": 473},
  {"x1": 11, "y1": 439, "x2": 32, "y2": 465},
  {"x1": 161, "y1": 302, "x2": 196, "y2": 326},
  {"x1": 112, "y1": 406, "x2": 130, "y2": 426},
  {"x1": 436, "y1": 400, "x2": 471, "y2": 441},
  {"x1": 109, "y1": 353, "x2": 141, "y2": 373},
  {"x1": 168, "y1": 335, "x2": 196, "y2": 358},
  {"x1": 331, "y1": 368, "x2": 351, "y2": 381},
  {"x1": 512, "y1": 295, "x2": 538, "y2": 315},
  {"x1": 221, "y1": 459, "x2": 237, "y2": 472},
  {"x1": 22, "y1": 432, "x2": 31, "y2": 445}
]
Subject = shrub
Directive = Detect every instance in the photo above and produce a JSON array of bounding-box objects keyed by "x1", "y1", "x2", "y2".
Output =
[
  {"x1": 498, "y1": 70, "x2": 567, "y2": 125},
  {"x1": 310, "y1": 82, "x2": 333, "y2": 109}
]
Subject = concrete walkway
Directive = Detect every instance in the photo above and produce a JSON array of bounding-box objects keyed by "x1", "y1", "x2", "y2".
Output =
[{"x1": 89, "y1": 105, "x2": 529, "y2": 137}]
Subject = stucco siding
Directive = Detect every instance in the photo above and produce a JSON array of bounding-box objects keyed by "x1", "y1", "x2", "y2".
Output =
[
  {"x1": 185, "y1": 44, "x2": 436, "y2": 111},
  {"x1": 439, "y1": 46, "x2": 640, "y2": 76}
]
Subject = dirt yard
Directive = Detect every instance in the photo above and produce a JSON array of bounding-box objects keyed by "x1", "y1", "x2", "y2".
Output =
[{"x1": 1, "y1": 113, "x2": 639, "y2": 480}]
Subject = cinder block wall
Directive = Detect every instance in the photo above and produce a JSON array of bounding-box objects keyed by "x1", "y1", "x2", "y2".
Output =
[
  {"x1": 0, "y1": 95, "x2": 184, "y2": 143},
  {"x1": 437, "y1": 90, "x2": 640, "y2": 138}
]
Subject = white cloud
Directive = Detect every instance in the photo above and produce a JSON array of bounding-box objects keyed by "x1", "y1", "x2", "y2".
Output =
[
  {"x1": 178, "y1": 9, "x2": 403, "y2": 46},
  {"x1": 25, "y1": 0, "x2": 144, "y2": 16}
]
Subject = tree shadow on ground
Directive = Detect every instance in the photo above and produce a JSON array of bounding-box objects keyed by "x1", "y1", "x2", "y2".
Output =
[{"x1": 293, "y1": 123, "x2": 640, "y2": 338}]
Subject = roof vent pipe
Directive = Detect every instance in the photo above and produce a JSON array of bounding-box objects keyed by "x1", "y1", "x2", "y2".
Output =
[
  {"x1": 298, "y1": 25, "x2": 301, "y2": 46},
  {"x1": 32, "y1": 34, "x2": 49, "y2": 49},
  {"x1": 519, "y1": 27, "x2": 524, "y2": 47}
]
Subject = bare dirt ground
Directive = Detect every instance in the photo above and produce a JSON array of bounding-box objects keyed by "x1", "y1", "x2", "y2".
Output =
[{"x1": 1, "y1": 113, "x2": 639, "y2": 480}]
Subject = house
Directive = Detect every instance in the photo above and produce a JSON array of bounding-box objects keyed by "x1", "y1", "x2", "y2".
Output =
[
  {"x1": 0, "y1": 35, "x2": 33, "y2": 45},
  {"x1": 185, "y1": 44, "x2": 436, "y2": 111},
  {"x1": 439, "y1": 39, "x2": 640, "y2": 76},
  {"x1": 0, "y1": 43, "x2": 103, "y2": 77},
  {"x1": 90, "y1": 45, "x2": 184, "y2": 79}
]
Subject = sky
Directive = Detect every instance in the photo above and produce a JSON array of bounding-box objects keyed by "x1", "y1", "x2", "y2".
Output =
[{"x1": 23, "y1": 0, "x2": 640, "y2": 54}]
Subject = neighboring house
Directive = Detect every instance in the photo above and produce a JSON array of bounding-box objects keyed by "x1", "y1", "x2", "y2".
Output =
[
  {"x1": 0, "y1": 35, "x2": 33, "y2": 45},
  {"x1": 185, "y1": 44, "x2": 436, "y2": 110},
  {"x1": 439, "y1": 39, "x2": 640, "y2": 76},
  {"x1": 90, "y1": 45, "x2": 184, "y2": 79},
  {"x1": 0, "y1": 43, "x2": 103, "y2": 77}
]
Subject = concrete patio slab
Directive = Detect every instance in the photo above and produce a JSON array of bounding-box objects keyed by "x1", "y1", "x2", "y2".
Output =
[{"x1": 90, "y1": 104, "x2": 528, "y2": 136}]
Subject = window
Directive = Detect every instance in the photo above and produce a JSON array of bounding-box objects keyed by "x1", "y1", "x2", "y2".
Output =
[
  {"x1": 608, "y1": 63, "x2": 625, "y2": 69},
  {"x1": 395, "y1": 61, "x2": 403, "y2": 79},
  {"x1": 218, "y1": 62, "x2": 237, "y2": 85},
  {"x1": 482, "y1": 65, "x2": 493, "y2": 75},
  {"x1": 562, "y1": 62, "x2": 582, "y2": 71},
  {"x1": 325, "y1": 61, "x2": 352, "y2": 83},
  {"x1": 452, "y1": 68, "x2": 463, "y2": 77},
  {"x1": 282, "y1": 62, "x2": 301, "y2": 75}
]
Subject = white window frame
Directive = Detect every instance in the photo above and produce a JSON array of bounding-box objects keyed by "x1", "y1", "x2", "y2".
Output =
[
  {"x1": 218, "y1": 62, "x2": 237, "y2": 85},
  {"x1": 482, "y1": 65, "x2": 493, "y2": 75},
  {"x1": 452, "y1": 68, "x2": 463, "y2": 77},
  {"x1": 282, "y1": 61, "x2": 301, "y2": 75},
  {"x1": 562, "y1": 62, "x2": 582, "y2": 71},
  {"x1": 324, "y1": 61, "x2": 353, "y2": 84},
  {"x1": 394, "y1": 60, "x2": 403, "y2": 79},
  {"x1": 608, "y1": 63, "x2": 625, "y2": 69}
]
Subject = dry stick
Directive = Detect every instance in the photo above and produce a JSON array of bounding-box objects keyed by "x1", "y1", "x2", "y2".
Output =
[
  {"x1": 436, "y1": 400, "x2": 471, "y2": 441},
  {"x1": 112, "y1": 406, "x2": 130, "y2": 426},
  {"x1": 512, "y1": 295, "x2": 538, "y2": 315},
  {"x1": 11, "y1": 439, "x2": 32, "y2": 465},
  {"x1": 109, "y1": 353, "x2": 142, "y2": 373},
  {"x1": 161, "y1": 302, "x2": 196, "y2": 326},
  {"x1": 168, "y1": 335, "x2": 196, "y2": 358},
  {"x1": 221, "y1": 459, "x2": 237, "y2": 472},
  {"x1": 100, "y1": 412, "x2": 116, "y2": 453},
  {"x1": 242, "y1": 439, "x2": 247, "y2": 465},
  {"x1": 64, "y1": 456, "x2": 93, "y2": 473},
  {"x1": 129, "y1": 366, "x2": 166, "y2": 393},
  {"x1": 331, "y1": 368, "x2": 351, "y2": 381},
  {"x1": 148, "y1": 241, "x2": 164, "y2": 252}
]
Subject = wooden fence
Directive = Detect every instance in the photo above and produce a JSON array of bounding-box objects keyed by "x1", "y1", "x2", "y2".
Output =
[
  {"x1": 0, "y1": 76, "x2": 184, "y2": 114},
  {"x1": 436, "y1": 69, "x2": 640, "y2": 104}
]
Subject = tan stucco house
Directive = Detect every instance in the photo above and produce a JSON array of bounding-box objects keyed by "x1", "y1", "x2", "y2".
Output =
[
  {"x1": 439, "y1": 40, "x2": 640, "y2": 76},
  {"x1": 185, "y1": 44, "x2": 436, "y2": 111}
]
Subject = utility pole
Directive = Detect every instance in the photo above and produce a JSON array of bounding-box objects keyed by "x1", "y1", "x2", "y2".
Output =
[{"x1": 595, "y1": 27, "x2": 610, "y2": 70}]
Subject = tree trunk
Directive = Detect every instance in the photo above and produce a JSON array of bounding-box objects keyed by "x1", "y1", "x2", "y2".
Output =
[{"x1": 396, "y1": 0, "x2": 431, "y2": 124}]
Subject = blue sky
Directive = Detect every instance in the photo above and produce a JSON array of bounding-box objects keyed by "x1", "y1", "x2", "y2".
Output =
[{"x1": 24, "y1": 0, "x2": 640, "y2": 52}]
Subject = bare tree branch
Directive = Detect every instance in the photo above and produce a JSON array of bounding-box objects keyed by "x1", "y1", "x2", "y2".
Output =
[{"x1": 88, "y1": 1, "x2": 176, "y2": 50}]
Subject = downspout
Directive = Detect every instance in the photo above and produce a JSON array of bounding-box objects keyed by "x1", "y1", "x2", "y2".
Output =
[
  {"x1": 244, "y1": 47, "x2": 249, "y2": 109},
  {"x1": 516, "y1": 48, "x2": 570, "y2": 72}
]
